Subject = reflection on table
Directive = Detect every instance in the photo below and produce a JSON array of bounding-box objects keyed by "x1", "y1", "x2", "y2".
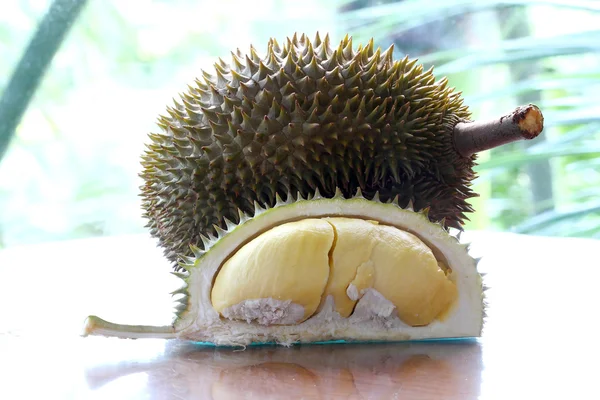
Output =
[
  {"x1": 1, "y1": 231, "x2": 599, "y2": 399},
  {"x1": 85, "y1": 340, "x2": 482, "y2": 399}
]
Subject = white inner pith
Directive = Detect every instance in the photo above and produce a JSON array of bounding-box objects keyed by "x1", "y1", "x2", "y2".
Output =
[{"x1": 221, "y1": 298, "x2": 306, "y2": 325}]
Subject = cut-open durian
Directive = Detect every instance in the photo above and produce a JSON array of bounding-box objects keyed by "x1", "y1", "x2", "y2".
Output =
[
  {"x1": 84, "y1": 191, "x2": 483, "y2": 346},
  {"x1": 82, "y1": 33, "x2": 543, "y2": 346}
]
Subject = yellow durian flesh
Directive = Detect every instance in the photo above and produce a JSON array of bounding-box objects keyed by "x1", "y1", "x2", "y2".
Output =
[
  {"x1": 210, "y1": 219, "x2": 334, "y2": 323},
  {"x1": 366, "y1": 223, "x2": 457, "y2": 326},
  {"x1": 320, "y1": 218, "x2": 378, "y2": 318},
  {"x1": 210, "y1": 217, "x2": 458, "y2": 327}
]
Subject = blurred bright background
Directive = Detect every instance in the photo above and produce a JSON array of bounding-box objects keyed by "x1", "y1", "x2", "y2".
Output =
[{"x1": 1, "y1": 0, "x2": 599, "y2": 250}]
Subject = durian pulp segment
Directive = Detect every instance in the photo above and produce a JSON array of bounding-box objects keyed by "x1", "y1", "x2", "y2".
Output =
[
  {"x1": 211, "y1": 219, "x2": 335, "y2": 324},
  {"x1": 210, "y1": 217, "x2": 457, "y2": 327}
]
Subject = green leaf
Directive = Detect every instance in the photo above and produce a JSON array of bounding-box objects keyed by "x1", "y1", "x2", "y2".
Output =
[
  {"x1": 529, "y1": 123, "x2": 600, "y2": 152},
  {"x1": 476, "y1": 147, "x2": 600, "y2": 171},
  {"x1": 512, "y1": 201, "x2": 600, "y2": 234},
  {"x1": 338, "y1": 0, "x2": 600, "y2": 43},
  {"x1": 464, "y1": 76, "x2": 600, "y2": 105},
  {"x1": 425, "y1": 31, "x2": 600, "y2": 74}
]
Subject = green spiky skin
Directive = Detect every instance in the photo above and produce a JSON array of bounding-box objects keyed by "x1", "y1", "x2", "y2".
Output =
[{"x1": 140, "y1": 33, "x2": 476, "y2": 270}]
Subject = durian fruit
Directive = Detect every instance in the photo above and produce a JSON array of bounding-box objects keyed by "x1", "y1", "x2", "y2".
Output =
[{"x1": 83, "y1": 33, "x2": 543, "y2": 346}]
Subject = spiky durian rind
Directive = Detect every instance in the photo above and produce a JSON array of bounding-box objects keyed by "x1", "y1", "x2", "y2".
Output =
[
  {"x1": 140, "y1": 33, "x2": 475, "y2": 270},
  {"x1": 169, "y1": 191, "x2": 484, "y2": 347}
]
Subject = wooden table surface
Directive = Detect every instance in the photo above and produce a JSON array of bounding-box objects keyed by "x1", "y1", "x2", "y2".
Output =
[{"x1": 1, "y1": 231, "x2": 599, "y2": 399}]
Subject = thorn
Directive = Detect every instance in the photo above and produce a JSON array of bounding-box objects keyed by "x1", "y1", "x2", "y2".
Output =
[
  {"x1": 200, "y1": 234, "x2": 212, "y2": 250},
  {"x1": 189, "y1": 244, "x2": 204, "y2": 258},
  {"x1": 213, "y1": 224, "x2": 228, "y2": 238},
  {"x1": 237, "y1": 209, "x2": 247, "y2": 223},
  {"x1": 175, "y1": 260, "x2": 189, "y2": 272},
  {"x1": 179, "y1": 254, "x2": 196, "y2": 265},
  {"x1": 392, "y1": 194, "x2": 400, "y2": 205},
  {"x1": 170, "y1": 271, "x2": 188, "y2": 280},
  {"x1": 456, "y1": 230, "x2": 463, "y2": 241},
  {"x1": 223, "y1": 217, "x2": 237, "y2": 231},
  {"x1": 312, "y1": 186, "x2": 322, "y2": 200},
  {"x1": 253, "y1": 200, "x2": 264, "y2": 214},
  {"x1": 207, "y1": 231, "x2": 218, "y2": 242},
  {"x1": 286, "y1": 189, "x2": 295, "y2": 204},
  {"x1": 406, "y1": 200, "x2": 415, "y2": 212},
  {"x1": 334, "y1": 187, "x2": 343, "y2": 198},
  {"x1": 355, "y1": 187, "x2": 363, "y2": 198},
  {"x1": 170, "y1": 286, "x2": 188, "y2": 296},
  {"x1": 372, "y1": 191, "x2": 381, "y2": 203}
]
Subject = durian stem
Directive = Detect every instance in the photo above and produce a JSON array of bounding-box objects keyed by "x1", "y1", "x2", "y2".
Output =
[
  {"x1": 453, "y1": 104, "x2": 544, "y2": 157},
  {"x1": 82, "y1": 315, "x2": 177, "y2": 339}
]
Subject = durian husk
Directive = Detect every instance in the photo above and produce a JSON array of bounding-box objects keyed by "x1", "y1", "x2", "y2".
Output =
[{"x1": 139, "y1": 33, "x2": 476, "y2": 271}]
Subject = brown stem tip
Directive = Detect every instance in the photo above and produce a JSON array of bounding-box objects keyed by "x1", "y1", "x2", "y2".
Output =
[{"x1": 453, "y1": 104, "x2": 544, "y2": 157}]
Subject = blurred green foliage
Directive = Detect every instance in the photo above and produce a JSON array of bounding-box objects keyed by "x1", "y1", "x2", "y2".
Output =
[{"x1": 0, "y1": 0, "x2": 599, "y2": 249}]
